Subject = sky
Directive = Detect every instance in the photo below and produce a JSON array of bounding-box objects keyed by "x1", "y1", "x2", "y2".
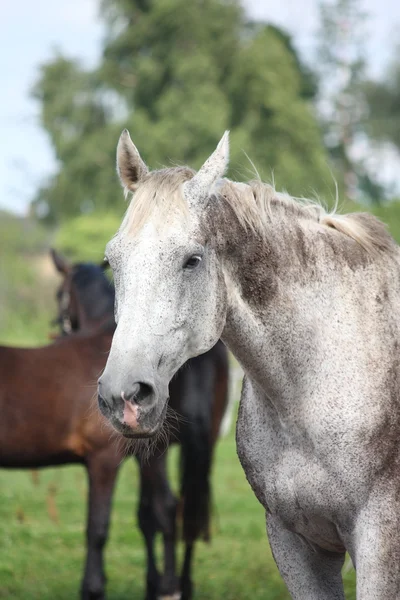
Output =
[{"x1": 1, "y1": 0, "x2": 400, "y2": 215}]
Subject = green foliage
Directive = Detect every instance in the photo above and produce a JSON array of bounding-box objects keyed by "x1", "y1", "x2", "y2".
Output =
[
  {"x1": 32, "y1": 0, "x2": 334, "y2": 222},
  {"x1": 265, "y1": 25, "x2": 318, "y2": 100},
  {"x1": 316, "y1": 0, "x2": 368, "y2": 198},
  {"x1": 55, "y1": 212, "x2": 123, "y2": 263},
  {"x1": 371, "y1": 200, "x2": 400, "y2": 243},
  {"x1": 0, "y1": 209, "x2": 120, "y2": 347},
  {"x1": 363, "y1": 52, "x2": 400, "y2": 150},
  {"x1": 0, "y1": 212, "x2": 55, "y2": 346},
  {"x1": 228, "y1": 25, "x2": 331, "y2": 191},
  {"x1": 0, "y1": 429, "x2": 356, "y2": 599}
]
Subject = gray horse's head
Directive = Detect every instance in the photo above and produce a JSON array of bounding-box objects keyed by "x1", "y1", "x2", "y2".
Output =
[{"x1": 98, "y1": 130, "x2": 230, "y2": 437}]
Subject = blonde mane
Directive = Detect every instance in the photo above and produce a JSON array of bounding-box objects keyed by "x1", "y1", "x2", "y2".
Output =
[
  {"x1": 124, "y1": 167, "x2": 394, "y2": 256},
  {"x1": 219, "y1": 180, "x2": 394, "y2": 255}
]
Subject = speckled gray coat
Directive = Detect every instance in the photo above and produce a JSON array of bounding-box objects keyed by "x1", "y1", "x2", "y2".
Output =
[{"x1": 100, "y1": 131, "x2": 400, "y2": 599}]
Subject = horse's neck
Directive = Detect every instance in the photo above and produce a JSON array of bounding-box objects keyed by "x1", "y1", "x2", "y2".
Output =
[
  {"x1": 222, "y1": 281, "x2": 301, "y2": 401},
  {"x1": 223, "y1": 243, "x2": 400, "y2": 416},
  {"x1": 220, "y1": 216, "x2": 308, "y2": 388},
  {"x1": 220, "y1": 220, "x2": 359, "y2": 403}
]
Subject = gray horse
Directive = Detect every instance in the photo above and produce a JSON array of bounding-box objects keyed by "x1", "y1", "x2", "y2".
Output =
[{"x1": 99, "y1": 130, "x2": 400, "y2": 599}]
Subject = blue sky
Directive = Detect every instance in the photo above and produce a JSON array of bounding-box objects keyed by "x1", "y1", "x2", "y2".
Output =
[{"x1": 1, "y1": 0, "x2": 399, "y2": 215}]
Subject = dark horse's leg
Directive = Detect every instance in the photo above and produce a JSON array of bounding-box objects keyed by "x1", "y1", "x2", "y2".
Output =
[
  {"x1": 178, "y1": 423, "x2": 211, "y2": 600},
  {"x1": 81, "y1": 449, "x2": 121, "y2": 600},
  {"x1": 137, "y1": 456, "x2": 160, "y2": 600},
  {"x1": 180, "y1": 543, "x2": 194, "y2": 600},
  {"x1": 177, "y1": 342, "x2": 229, "y2": 600},
  {"x1": 137, "y1": 451, "x2": 180, "y2": 600}
]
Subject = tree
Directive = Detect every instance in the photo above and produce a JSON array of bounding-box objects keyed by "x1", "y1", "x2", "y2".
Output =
[
  {"x1": 0, "y1": 211, "x2": 54, "y2": 345},
  {"x1": 55, "y1": 212, "x2": 122, "y2": 262},
  {"x1": 316, "y1": 0, "x2": 368, "y2": 199},
  {"x1": 266, "y1": 25, "x2": 318, "y2": 100},
  {"x1": 32, "y1": 0, "x2": 333, "y2": 222},
  {"x1": 363, "y1": 49, "x2": 400, "y2": 150}
]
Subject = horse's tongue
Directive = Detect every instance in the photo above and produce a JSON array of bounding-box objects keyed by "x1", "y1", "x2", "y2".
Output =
[{"x1": 123, "y1": 401, "x2": 138, "y2": 428}]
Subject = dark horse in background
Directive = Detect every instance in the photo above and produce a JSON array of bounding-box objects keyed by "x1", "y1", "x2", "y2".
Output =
[{"x1": 0, "y1": 248, "x2": 229, "y2": 600}]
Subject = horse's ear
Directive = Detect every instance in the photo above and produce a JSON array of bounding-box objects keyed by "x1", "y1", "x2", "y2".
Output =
[
  {"x1": 50, "y1": 248, "x2": 71, "y2": 275},
  {"x1": 116, "y1": 129, "x2": 149, "y2": 196},
  {"x1": 184, "y1": 131, "x2": 230, "y2": 203}
]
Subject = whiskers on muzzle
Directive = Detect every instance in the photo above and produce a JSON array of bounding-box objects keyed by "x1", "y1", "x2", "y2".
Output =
[{"x1": 107, "y1": 403, "x2": 188, "y2": 463}]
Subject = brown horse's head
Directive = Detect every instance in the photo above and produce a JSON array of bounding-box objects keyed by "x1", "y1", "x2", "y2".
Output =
[{"x1": 50, "y1": 249, "x2": 115, "y2": 335}]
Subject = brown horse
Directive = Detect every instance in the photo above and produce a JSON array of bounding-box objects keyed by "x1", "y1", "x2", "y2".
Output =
[
  {"x1": 0, "y1": 249, "x2": 229, "y2": 600},
  {"x1": 0, "y1": 320, "x2": 119, "y2": 600}
]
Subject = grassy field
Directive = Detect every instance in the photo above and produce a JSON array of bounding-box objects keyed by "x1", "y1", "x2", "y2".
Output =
[
  {"x1": 4, "y1": 201, "x2": 400, "y2": 599},
  {"x1": 0, "y1": 430, "x2": 356, "y2": 599}
]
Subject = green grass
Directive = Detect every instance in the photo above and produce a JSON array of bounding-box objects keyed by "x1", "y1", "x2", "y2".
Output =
[{"x1": 0, "y1": 432, "x2": 356, "y2": 599}]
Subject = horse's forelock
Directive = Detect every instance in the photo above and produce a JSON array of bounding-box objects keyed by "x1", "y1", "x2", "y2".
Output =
[{"x1": 123, "y1": 167, "x2": 195, "y2": 235}]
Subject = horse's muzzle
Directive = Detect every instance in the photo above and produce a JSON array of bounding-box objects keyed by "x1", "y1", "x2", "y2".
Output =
[{"x1": 97, "y1": 373, "x2": 167, "y2": 438}]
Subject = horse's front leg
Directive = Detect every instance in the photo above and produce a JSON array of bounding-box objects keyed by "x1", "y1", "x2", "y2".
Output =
[
  {"x1": 180, "y1": 543, "x2": 194, "y2": 600},
  {"x1": 267, "y1": 513, "x2": 346, "y2": 600},
  {"x1": 352, "y1": 488, "x2": 400, "y2": 599},
  {"x1": 137, "y1": 457, "x2": 160, "y2": 600},
  {"x1": 138, "y1": 452, "x2": 180, "y2": 600},
  {"x1": 81, "y1": 450, "x2": 121, "y2": 600}
]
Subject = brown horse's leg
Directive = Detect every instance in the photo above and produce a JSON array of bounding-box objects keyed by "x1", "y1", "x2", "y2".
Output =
[
  {"x1": 81, "y1": 449, "x2": 121, "y2": 600},
  {"x1": 137, "y1": 452, "x2": 180, "y2": 600}
]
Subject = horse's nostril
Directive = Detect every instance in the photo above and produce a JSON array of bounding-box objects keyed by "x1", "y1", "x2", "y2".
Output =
[{"x1": 125, "y1": 382, "x2": 154, "y2": 405}]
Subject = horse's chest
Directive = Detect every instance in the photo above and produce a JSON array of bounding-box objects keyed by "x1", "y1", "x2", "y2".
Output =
[{"x1": 236, "y1": 379, "x2": 345, "y2": 551}]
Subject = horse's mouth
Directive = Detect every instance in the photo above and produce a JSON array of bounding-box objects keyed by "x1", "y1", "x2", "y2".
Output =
[{"x1": 109, "y1": 402, "x2": 168, "y2": 439}]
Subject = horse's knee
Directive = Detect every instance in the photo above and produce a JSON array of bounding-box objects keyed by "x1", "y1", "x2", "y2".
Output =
[
  {"x1": 164, "y1": 491, "x2": 178, "y2": 517},
  {"x1": 86, "y1": 521, "x2": 108, "y2": 550},
  {"x1": 155, "y1": 491, "x2": 178, "y2": 534}
]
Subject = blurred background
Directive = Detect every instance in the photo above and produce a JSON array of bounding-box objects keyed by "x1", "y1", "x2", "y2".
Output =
[
  {"x1": 2, "y1": 0, "x2": 400, "y2": 345},
  {"x1": 1, "y1": 0, "x2": 399, "y2": 597}
]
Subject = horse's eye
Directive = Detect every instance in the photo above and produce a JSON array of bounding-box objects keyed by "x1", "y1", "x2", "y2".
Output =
[{"x1": 184, "y1": 255, "x2": 202, "y2": 270}]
